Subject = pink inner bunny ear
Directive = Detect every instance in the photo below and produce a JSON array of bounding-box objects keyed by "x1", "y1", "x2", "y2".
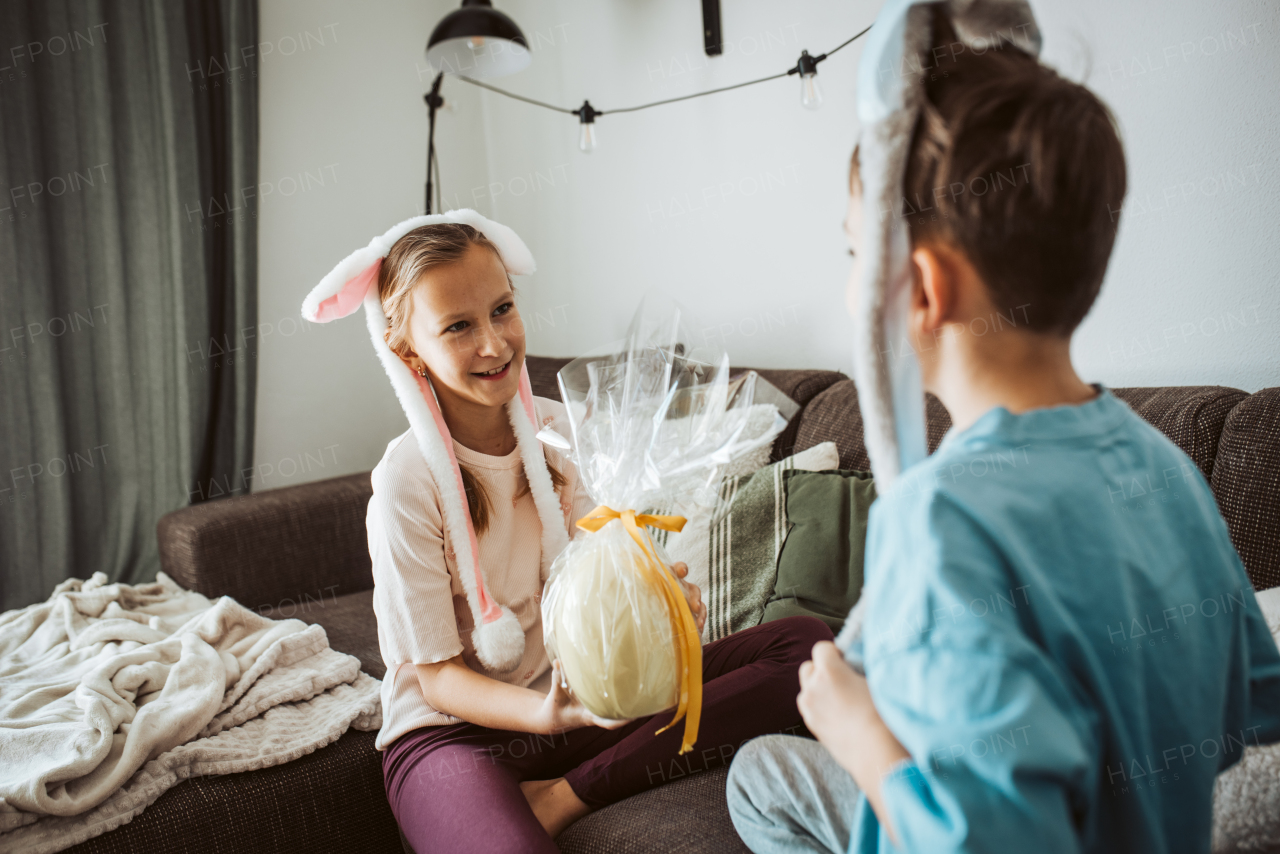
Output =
[
  {"x1": 517, "y1": 362, "x2": 537, "y2": 426},
  {"x1": 314, "y1": 258, "x2": 382, "y2": 322},
  {"x1": 416, "y1": 370, "x2": 503, "y2": 624}
]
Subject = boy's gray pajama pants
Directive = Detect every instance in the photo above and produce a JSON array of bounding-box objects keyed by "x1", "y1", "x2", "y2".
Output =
[{"x1": 727, "y1": 733, "x2": 864, "y2": 854}]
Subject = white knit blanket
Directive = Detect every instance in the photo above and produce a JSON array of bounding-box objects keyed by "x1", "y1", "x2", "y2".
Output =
[
  {"x1": 1212, "y1": 586, "x2": 1280, "y2": 852},
  {"x1": 0, "y1": 572, "x2": 381, "y2": 854}
]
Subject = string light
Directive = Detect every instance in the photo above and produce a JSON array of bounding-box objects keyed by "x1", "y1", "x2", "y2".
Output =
[
  {"x1": 450, "y1": 24, "x2": 871, "y2": 153},
  {"x1": 795, "y1": 50, "x2": 823, "y2": 110},
  {"x1": 574, "y1": 101, "x2": 599, "y2": 153}
]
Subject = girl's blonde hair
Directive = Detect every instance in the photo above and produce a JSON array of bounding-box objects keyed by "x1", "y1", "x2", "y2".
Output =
[{"x1": 378, "y1": 223, "x2": 566, "y2": 536}]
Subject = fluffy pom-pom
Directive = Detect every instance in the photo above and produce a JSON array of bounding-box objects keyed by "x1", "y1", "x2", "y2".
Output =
[{"x1": 472, "y1": 607, "x2": 526, "y2": 673}]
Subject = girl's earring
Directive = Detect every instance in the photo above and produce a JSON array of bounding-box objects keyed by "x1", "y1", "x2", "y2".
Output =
[{"x1": 416, "y1": 365, "x2": 427, "y2": 378}]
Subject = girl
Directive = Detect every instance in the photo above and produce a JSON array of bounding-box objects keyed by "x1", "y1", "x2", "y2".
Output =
[{"x1": 302, "y1": 210, "x2": 831, "y2": 854}]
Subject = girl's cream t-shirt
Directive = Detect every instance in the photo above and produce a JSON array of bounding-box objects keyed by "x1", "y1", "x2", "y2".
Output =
[{"x1": 369, "y1": 396, "x2": 595, "y2": 750}]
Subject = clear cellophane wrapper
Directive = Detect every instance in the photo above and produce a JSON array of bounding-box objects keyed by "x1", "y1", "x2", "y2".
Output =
[{"x1": 541, "y1": 303, "x2": 797, "y2": 752}]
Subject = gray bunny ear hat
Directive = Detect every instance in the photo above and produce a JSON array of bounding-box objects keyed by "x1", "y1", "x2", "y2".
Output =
[
  {"x1": 851, "y1": 0, "x2": 1041, "y2": 489},
  {"x1": 838, "y1": 0, "x2": 1040, "y2": 655}
]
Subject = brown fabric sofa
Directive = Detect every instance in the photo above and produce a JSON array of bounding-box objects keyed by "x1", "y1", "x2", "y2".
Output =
[{"x1": 66, "y1": 357, "x2": 1280, "y2": 854}]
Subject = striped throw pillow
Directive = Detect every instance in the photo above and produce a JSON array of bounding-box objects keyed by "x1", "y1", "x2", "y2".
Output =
[{"x1": 652, "y1": 442, "x2": 840, "y2": 642}]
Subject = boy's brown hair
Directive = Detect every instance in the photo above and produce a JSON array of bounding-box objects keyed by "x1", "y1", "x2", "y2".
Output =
[{"x1": 859, "y1": 10, "x2": 1127, "y2": 336}]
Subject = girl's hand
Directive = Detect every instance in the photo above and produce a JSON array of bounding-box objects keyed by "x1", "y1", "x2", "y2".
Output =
[
  {"x1": 671, "y1": 561, "x2": 707, "y2": 634},
  {"x1": 540, "y1": 660, "x2": 631, "y2": 734}
]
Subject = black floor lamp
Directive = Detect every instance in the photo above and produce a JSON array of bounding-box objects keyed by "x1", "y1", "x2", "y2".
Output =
[{"x1": 423, "y1": 0, "x2": 531, "y2": 213}]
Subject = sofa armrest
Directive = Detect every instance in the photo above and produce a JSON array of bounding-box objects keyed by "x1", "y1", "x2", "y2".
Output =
[{"x1": 156, "y1": 472, "x2": 374, "y2": 611}]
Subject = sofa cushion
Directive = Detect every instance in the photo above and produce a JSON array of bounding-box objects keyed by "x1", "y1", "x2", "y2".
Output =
[
  {"x1": 792, "y1": 380, "x2": 868, "y2": 470},
  {"x1": 923, "y1": 394, "x2": 954, "y2": 454},
  {"x1": 792, "y1": 380, "x2": 952, "y2": 470},
  {"x1": 526, "y1": 358, "x2": 844, "y2": 409},
  {"x1": 526, "y1": 355, "x2": 574, "y2": 400},
  {"x1": 525, "y1": 356, "x2": 846, "y2": 464},
  {"x1": 737, "y1": 368, "x2": 847, "y2": 461},
  {"x1": 1211, "y1": 388, "x2": 1280, "y2": 591},
  {"x1": 558, "y1": 765, "x2": 749, "y2": 854},
  {"x1": 1111, "y1": 386, "x2": 1248, "y2": 479},
  {"x1": 64, "y1": 729, "x2": 396, "y2": 854},
  {"x1": 743, "y1": 368, "x2": 849, "y2": 409},
  {"x1": 258, "y1": 588, "x2": 385, "y2": 680}
]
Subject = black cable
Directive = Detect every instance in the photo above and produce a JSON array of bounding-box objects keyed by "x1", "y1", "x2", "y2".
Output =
[
  {"x1": 449, "y1": 23, "x2": 871, "y2": 118},
  {"x1": 820, "y1": 23, "x2": 873, "y2": 61},
  {"x1": 603, "y1": 70, "x2": 790, "y2": 114},
  {"x1": 455, "y1": 75, "x2": 577, "y2": 114}
]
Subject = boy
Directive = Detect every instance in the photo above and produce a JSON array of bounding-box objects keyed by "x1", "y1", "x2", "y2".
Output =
[{"x1": 726, "y1": 6, "x2": 1280, "y2": 854}]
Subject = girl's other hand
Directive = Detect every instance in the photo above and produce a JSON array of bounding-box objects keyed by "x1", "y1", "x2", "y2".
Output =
[
  {"x1": 671, "y1": 561, "x2": 707, "y2": 634},
  {"x1": 540, "y1": 660, "x2": 631, "y2": 734}
]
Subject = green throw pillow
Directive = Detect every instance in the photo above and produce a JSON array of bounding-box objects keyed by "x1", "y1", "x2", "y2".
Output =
[
  {"x1": 652, "y1": 442, "x2": 841, "y2": 642},
  {"x1": 761, "y1": 469, "x2": 877, "y2": 633}
]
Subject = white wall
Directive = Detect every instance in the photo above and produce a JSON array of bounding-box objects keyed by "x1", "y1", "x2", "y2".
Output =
[
  {"x1": 456, "y1": 1, "x2": 866, "y2": 372},
  {"x1": 255, "y1": 0, "x2": 1280, "y2": 490},
  {"x1": 1034, "y1": 1, "x2": 1279, "y2": 391},
  {"x1": 254, "y1": 0, "x2": 493, "y2": 491}
]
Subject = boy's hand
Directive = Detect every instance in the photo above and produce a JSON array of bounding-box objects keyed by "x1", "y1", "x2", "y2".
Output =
[
  {"x1": 797, "y1": 640, "x2": 910, "y2": 845},
  {"x1": 798, "y1": 641, "x2": 879, "y2": 760},
  {"x1": 671, "y1": 561, "x2": 707, "y2": 635}
]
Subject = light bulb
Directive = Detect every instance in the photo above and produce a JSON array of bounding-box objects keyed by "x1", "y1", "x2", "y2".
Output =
[
  {"x1": 579, "y1": 121, "x2": 597, "y2": 153},
  {"x1": 575, "y1": 101, "x2": 599, "y2": 153},
  {"x1": 801, "y1": 72, "x2": 822, "y2": 110}
]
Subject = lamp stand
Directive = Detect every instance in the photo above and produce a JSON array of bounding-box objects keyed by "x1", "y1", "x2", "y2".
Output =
[{"x1": 424, "y1": 72, "x2": 445, "y2": 214}]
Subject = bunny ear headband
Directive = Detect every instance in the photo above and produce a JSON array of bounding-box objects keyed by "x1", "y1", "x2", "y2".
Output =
[
  {"x1": 851, "y1": 0, "x2": 1040, "y2": 488},
  {"x1": 835, "y1": 0, "x2": 1040, "y2": 659},
  {"x1": 302, "y1": 209, "x2": 568, "y2": 673}
]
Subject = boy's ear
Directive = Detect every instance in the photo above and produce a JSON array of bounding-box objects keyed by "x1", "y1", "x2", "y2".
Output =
[{"x1": 909, "y1": 244, "x2": 956, "y2": 334}]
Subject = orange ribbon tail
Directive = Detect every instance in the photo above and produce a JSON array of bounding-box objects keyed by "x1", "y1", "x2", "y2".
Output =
[{"x1": 576, "y1": 505, "x2": 702, "y2": 754}]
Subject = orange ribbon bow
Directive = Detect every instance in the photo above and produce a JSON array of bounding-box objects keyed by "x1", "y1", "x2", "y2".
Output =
[{"x1": 575, "y1": 505, "x2": 702, "y2": 755}]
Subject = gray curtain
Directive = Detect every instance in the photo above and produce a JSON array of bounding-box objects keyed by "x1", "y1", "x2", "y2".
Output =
[{"x1": 0, "y1": 0, "x2": 257, "y2": 610}]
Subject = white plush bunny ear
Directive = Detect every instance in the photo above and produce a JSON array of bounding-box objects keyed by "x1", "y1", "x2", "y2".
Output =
[
  {"x1": 444, "y1": 209, "x2": 535, "y2": 276},
  {"x1": 300, "y1": 209, "x2": 555, "y2": 674},
  {"x1": 300, "y1": 208, "x2": 535, "y2": 324},
  {"x1": 851, "y1": 0, "x2": 1039, "y2": 488},
  {"x1": 303, "y1": 255, "x2": 382, "y2": 323}
]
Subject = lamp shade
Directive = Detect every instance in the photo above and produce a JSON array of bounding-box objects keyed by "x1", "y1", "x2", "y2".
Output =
[{"x1": 426, "y1": 0, "x2": 531, "y2": 79}]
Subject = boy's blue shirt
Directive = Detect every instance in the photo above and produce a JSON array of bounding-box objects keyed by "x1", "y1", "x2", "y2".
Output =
[{"x1": 840, "y1": 385, "x2": 1280, "y2": 854}]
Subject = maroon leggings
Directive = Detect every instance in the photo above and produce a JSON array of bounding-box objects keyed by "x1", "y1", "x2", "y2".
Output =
[{"x1": 381, "y1": 615, "x2": 832, "y2": 854}]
